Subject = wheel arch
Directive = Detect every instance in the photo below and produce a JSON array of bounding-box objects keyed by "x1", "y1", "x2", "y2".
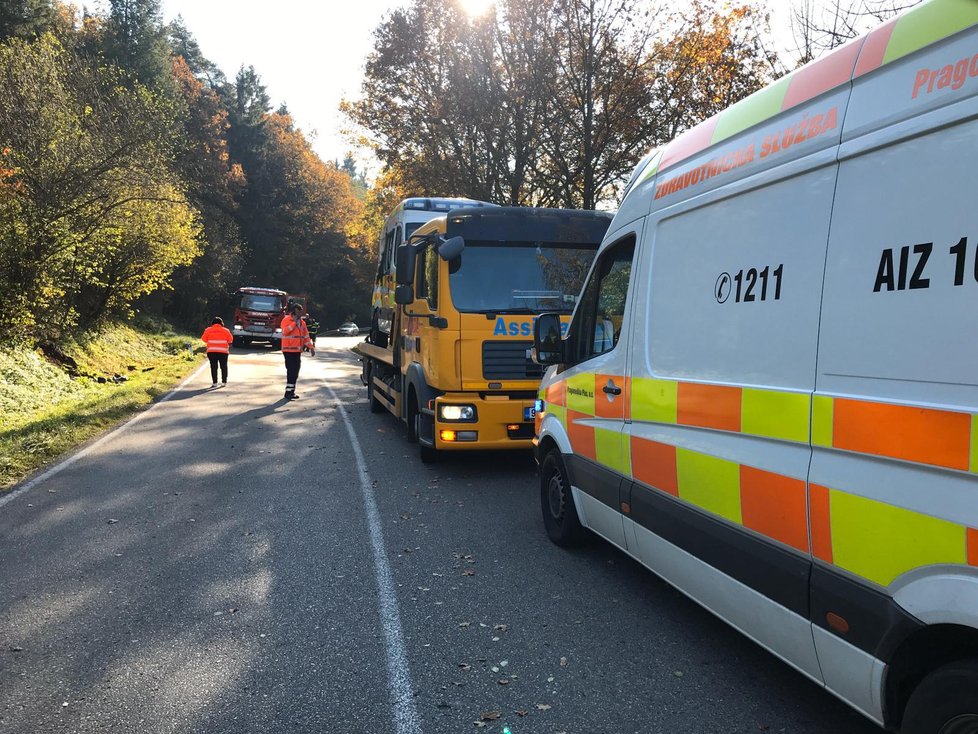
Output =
[{"x1": 883, "y1": 622, "x2": 978, "y2": 730}]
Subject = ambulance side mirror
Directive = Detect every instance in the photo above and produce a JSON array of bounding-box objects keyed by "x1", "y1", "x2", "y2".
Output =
[{"x1": 533, "y1": 313, "x2": 564, "y2": 365}]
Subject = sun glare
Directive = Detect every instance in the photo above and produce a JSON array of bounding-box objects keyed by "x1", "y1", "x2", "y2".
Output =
[{"x1": 458, "y1": 0, "x2": 495, "y2": 17}]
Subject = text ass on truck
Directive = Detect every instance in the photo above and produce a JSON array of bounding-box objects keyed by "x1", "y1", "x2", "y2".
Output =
[
  {"x1": 355, "y1": 203, "x2": 610, "y2": 462},
  {"x1": 531, "y1": 1, "x2": 978, "y2": 732}
]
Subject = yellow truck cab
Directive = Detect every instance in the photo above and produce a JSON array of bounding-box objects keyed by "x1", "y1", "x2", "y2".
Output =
[
  {"x1": 532, "y1": 1, "x2": 978, "y2": 732},
  {"x1": 356, "y1": 206, "x2": 610, "y2": 462}
]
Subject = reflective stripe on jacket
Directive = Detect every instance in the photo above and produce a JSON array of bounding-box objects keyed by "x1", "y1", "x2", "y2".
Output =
[
  {"x1": 201, "y1": 325, "x2": 234, "y2": 354},
  {"x1": 281, "y1": 315, "x2": 313, "y2": 353}
]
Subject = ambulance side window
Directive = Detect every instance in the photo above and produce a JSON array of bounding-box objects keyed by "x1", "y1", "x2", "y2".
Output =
[{"x1": 571, "y1": 238, "x2": 635, "y2": 364}]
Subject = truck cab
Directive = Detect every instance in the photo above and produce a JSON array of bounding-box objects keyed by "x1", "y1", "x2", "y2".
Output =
[
  {"x1": 357, "y1": 206, "x2": 610, "y2": 462},
  {"x1": 232, "y1": 287, "x2": 288, "y2": 348}
]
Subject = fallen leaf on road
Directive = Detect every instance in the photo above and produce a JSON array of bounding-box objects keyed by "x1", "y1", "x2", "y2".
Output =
[
  {"x1": 479, "y1": 711, "x2": 501, "y2": 721},
  {"x1": 458, "y1": 622, "x2": 470, "y2": 628},
  {"x1": 497, "y1": 679, "x2": 510, "y2": 685},
  {"x1": 473, "y1": 722, "x2": 486, "y2": 728},
  {"x1": 673, "y1": 670, "x2": 684, "y2": 678},
  {"x1": 499, "y1": 660, "x2": 509, "y2": 667},
  {"x1": 491, "y1": 666, "x2": 499, "y2": 673},
  {"x1": 536, "y1": 704, "x2": 551, "y2": 711},
  {"x1": 462, "y1": 569, "x2": 475, "y2": 576},
  {"x1": 458, "y1": 663, "x2": 471, "y2": 671},
  {"x1": 106, "y1": 519, "x2": 118, "y2": 524},
  {"x1": 515, "y1": 709, "x2": 528, "y2": 717},
  {"x1": 493, "y1": 624, "x2": 508, "y2": 632},
  {"x1": 559, "y1": 657, "x2": 568, "y2": 667},
  {"x1": 10, "y1": 646, "x2": 23, "y2": 652}
]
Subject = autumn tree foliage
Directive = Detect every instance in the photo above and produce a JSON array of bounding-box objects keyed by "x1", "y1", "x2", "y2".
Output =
[
  {"x1": 347, "y1": 0, "x2": 775, "y2": 209},
  {"x1": 0, "y1": 0, "x2": 372, "y2": 343}
]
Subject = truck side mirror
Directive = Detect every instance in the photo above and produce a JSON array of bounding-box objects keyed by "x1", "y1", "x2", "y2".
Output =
[
  {"x1": 394, "y1": 244, "x2": 416, "y2": 285},
  {"x1": 438, "y1": 236, "x2": 464, "y2": 261},
  {"x1": 394, "y1": 284, "x2": 414, "y2": 305},
  {"x1": 533, "y1": 313, "x2": 564, "y2": 365}
]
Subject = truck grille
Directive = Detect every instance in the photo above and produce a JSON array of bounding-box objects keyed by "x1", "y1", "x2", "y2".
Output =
[{"x1": 482, "y1": 341, "x2": 543, "y2": 380}]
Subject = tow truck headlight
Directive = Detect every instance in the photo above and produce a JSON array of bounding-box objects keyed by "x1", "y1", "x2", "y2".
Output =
[
  {"x1": 233, "y1": 324, "x2": 242, "y2": 330},
  {"x1": 439, "y1": 404, "x2": 476, "y2": 421}
]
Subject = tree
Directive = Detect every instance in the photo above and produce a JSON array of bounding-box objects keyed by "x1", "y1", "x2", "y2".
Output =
[
  {"x1": 166, "y1": 15, "x2": 225, "y2": 87},
  {"x1": 0, "y1": 33, "x2": 200, "y2": 339},
  {"x1": 790, "y1": 0, "x2": 921, "y2": 65},
  {"x1": 102, "y1": 0, "x2": 172, "y2": 90},
  {"x1": 0, "y1": 0, "x2": 56, "y2": 42}
]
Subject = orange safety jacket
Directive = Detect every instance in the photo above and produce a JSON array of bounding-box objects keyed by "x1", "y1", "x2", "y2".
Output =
[
  {"x1": 281, "y1": 315, "x2": 314, "y2": 353},
  {"x1": 201, "y1": 324, "x2": 234, "y2": 354}
]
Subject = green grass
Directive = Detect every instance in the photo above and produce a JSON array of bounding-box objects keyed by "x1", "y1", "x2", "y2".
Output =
[{"x1": 0, "y1": 324, "x2": 203, "y2": 490}]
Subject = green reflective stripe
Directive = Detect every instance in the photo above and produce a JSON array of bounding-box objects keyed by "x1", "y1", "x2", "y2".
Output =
[
  {"x1": 595, "y1": 427, "x2": 630, "y2": 476},
  {"x1": 566, "y1": 373, "x2": 596, "y2": 416},
  {"x1": 676, "y1": 448, "x2": 742, "y2": 524},
  {"x1": 812, "y1": 395, "x2": 834, "y2": 447},
  {"x1": 884, "y1": 0, "x2": 978, "y2": 65},
  {"x1": 711, "y1": 76, "x2": 792, "y2": 144},
  {"x1": 830, "y1": 489, "x2": 966, "y2": 586},
  {"x1": 631, "y1": 377, "x2": 678, "y2": 424},
  {"x1": 741, "y1": 389, "x2": 810, "y2": 443},
  {"x1": 970, "y1": 414, "x2": 978, "y2": 473},
  {"x1": 547, "y1": 404, "x2": 567, "y2": 429},
  {"x1": 637, "y1": 150, "x2": 663, "y2": 184}
]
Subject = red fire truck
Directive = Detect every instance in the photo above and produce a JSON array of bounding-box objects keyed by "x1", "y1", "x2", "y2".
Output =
[{"x1": 231, "y1": 287, "x2": 288, "y2": 348}]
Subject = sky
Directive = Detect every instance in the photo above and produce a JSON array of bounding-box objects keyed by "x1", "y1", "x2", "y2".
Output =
[{"x1": 156, "y1": 0, "x2": 800, "y2": 173}]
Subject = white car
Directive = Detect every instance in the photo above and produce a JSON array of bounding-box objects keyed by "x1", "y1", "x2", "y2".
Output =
[{"x1": 338, "y1": 322, "x2": 359, "y2": 336}]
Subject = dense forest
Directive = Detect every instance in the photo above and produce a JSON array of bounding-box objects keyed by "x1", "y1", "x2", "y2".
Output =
[
  {"x1": 0, "y1": 0, "x2": 915, "y2": 347},
  {"x1": 0, "y1": 0, "x2": 372, "y2": 345}
]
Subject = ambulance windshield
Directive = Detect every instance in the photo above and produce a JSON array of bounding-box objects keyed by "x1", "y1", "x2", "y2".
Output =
[{"x1": 448, "y1": 241, "x2": 597, "y2": 314}]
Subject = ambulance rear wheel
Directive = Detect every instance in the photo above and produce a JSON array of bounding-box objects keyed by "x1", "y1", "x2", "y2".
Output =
[
  {"x1": 540, "y1": 449, "x2": 587, "y2": 547},
  {"x1": 902, "y1": 659, "x2": 978, "y2": 734}
]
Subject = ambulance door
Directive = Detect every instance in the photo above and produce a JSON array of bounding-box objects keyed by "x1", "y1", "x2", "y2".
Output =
[{"x1": 561, "y1": 230, "x2": 639, "y2": 550}]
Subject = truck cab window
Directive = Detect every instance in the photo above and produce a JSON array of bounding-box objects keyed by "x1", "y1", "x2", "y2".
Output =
[
  {"x1": 571, "y1": 238, "x2": 635, "y2": 363},
  {"x1": 417, "y1": 245, "x2": 438, "y2": 310}
]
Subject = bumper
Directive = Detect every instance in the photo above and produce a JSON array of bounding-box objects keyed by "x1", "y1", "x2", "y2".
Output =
[
  {"x1": 432, "y1": 393, "x2": 536, "y2": 451},
  {"x1": 234, "y1": 328, "x2": 281, "y2": 340}
]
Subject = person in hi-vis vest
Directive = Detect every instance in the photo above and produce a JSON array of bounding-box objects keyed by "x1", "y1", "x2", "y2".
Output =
[
  {"x1": 200, "y1": 317, "x2": 234, "y2": 387},
  {"x1": 280, "y1": 303, "x2": 315, "y2": 400}
]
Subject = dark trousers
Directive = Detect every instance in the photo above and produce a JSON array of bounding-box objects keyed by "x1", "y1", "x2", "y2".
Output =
[
  {"x1": 208, "y1": 353, "x2": 228, "y2": 383},
  {"x1": 283, "y1": 351, "x2": 301, "y2": 391}
]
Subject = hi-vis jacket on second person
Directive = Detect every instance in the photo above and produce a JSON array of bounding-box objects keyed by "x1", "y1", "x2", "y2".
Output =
[
  {"x1": 201, "y1": 324, "x2": 233, "y2": 354},
  {"x1": 280, "y1": 315, "x2": 313, "y2": 353}
]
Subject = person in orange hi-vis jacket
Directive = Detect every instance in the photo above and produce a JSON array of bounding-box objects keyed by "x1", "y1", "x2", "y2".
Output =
[
  {"x1": 280, "y1": 303, "x2": 315, "y2": 400},
  {"x1": 201, "y1": 317, "x2": 234, "y2": 387}
]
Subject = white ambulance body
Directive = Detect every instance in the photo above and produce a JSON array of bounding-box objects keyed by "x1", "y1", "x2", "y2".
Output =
[{"x1": 532, "y1": 2, "x2": 978, "y2": 732}]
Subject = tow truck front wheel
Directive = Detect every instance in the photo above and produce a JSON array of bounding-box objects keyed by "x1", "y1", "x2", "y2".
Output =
[{"x1": 540, "y1": 450, "x2": 587, "y2": 547}]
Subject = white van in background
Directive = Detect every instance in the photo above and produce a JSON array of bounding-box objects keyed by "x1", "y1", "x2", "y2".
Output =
[{"x1": 532, "y1": 1, "x2": 978, "y2": 732}]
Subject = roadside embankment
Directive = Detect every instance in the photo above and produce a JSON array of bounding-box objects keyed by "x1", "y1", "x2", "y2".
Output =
[{"x1": 0, "y1": 324, "x2": 202, "y2": 490}]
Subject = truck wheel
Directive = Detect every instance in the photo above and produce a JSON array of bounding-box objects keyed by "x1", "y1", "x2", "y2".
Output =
[
  {"x1": 540, "y1": 449, "x2": 587, "y2": 547},
  {"x1": 366, "y1": 364, "x2": 383, "y2": 413},
  {"x1": 902, "y1": 659, "x2": 978, "y2": 734}
]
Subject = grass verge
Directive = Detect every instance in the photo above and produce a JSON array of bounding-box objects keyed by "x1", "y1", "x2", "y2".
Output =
[{"x1": 0, "y1": 323, "x2": 202, "y2": 491}]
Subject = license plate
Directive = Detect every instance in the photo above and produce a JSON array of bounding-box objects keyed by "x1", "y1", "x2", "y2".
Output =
[{"x1": 523, "y1": 407, "x2": 536, "y2": 421}]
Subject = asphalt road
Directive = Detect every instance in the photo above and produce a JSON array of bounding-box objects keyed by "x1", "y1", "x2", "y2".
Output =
[{"x1": 0, "y1": 337, "x2": 883, "y2": 734}]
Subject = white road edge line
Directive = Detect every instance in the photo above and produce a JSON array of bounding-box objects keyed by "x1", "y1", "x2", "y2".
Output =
[
  {"x1": 325, "y1": 381, "x2": 423, "y2": 734},
  {"x1": 0, "y1": 361, "x2": 209, "y2": 509}
]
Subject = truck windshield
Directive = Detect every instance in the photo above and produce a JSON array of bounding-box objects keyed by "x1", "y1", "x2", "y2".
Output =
[
  {"x1": 448, "y1": 241, "x2": 597, "y2": 313},
  {"x1": 239, "y1": 295, "x2": 281, "y2": 312}
]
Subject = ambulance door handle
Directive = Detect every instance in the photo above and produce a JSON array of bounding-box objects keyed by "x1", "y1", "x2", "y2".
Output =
[{"x1": 603, "y1": 380, "x2": 622, "y2": 396}]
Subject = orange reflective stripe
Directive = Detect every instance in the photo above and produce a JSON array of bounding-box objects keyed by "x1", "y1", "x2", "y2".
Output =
[
  {"x1": 594, "y1": 373, "x2": 624, "y2": 419},
  {"x1": 969, "y1": 528, "x2": 978, "y2": 567},
  {"x1": 809, "y1": 483, "x2": 833, "y2": 563},
  {"x1": 832, "y1": 397, "x2": 971, "y2": 471},
  {"x1": 545, "y1": 380, "x2": 566, "y2": 407},
  {"x1": 566, "y1": 409, "x2": 596, "y2": 461},
  {"x1": 854, "y1": 17, "x2": 898, "y2": 77},
  {"x1": 783, "y1": 38, "x2": 863, "y2": 109},
  {"x1": 677, "y1": 382, "x2": 742, "y2": 432},
  {"x1": 630, "y1": 436, "x2": 678, "y2": 497},
  {"x1": 740, "y1": 466, "x2": 808, "y2": 553}
]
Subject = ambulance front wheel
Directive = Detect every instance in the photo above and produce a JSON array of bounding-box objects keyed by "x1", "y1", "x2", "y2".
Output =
[
  {"x1": 901, "y1": 659, "x2": 978, "y2": 734},
  {"x1": 540, "y1": 449, "x2": 587, "y2": 547}
]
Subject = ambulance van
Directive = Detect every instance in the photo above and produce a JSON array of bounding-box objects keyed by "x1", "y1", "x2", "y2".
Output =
[{"x1": 531, "y1": 2, "x2": 978, "y2": 732}]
